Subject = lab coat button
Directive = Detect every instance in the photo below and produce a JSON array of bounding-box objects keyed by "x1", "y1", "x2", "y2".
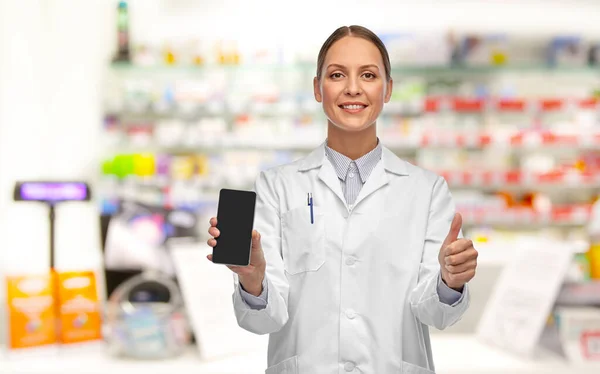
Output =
[
  {"x1": 345, "y1": 309, "x2": 356, "y2": 319},
  {"x1": 344, "y1": 362, "x2": 355, "y2": 371},
  {"x1": 345, "y1": 257, "x2": 356, "y2": 266}
]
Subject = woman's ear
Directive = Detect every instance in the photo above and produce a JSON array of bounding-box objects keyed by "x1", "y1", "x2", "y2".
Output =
[
  {"x1": 384, "y1": 78, "x2": 393, "y2": 103},
  {"x1": 313, "y1": 76, "x2": 322, "y2": 103}
]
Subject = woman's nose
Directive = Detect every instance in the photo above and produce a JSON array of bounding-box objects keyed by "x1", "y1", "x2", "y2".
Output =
[{"x1": 345, "y1": 77, "x2": 362, "y2": 96}]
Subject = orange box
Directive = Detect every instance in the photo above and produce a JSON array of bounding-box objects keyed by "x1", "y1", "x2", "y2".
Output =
[
  {"x1": 56, "y1": 271, "x2": 102, "y2": 344},
  {"x1": 6, "y1": 274, "x2": 57, "y2": 349}
]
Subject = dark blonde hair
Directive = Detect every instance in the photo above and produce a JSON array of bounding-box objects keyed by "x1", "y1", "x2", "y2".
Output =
[{"x1": 316, "y1": 25, "x2": 392, "y2": 82}]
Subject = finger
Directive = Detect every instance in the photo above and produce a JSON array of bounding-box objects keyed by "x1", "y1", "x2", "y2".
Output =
[
  {"x1": 208, "y1": 227, "x2": 220, "y2": 238},
  {"x1": 251, "y1": 230, "x2": 261, "y2": 249},
  {"x1": 226, "y1": 265, "x2": 253, "y2": 275},
  {"x1": 206, "y1": 254, "x2": 213, "y2": 262},
  {"x1": 445, "y1": 268, "x2": 476, "y2": 284},
  {"x1": 210, "y1": 217, "x2": 218, "y2": 227},
  {"x1": 441, "y1": 213, "x2": 462, "y2": 250},
  {"x1": 207, "y1": 238, "x2": 217, "y2": 247},
  {"x1": 445, "y1": 259, "x2": 477, "y2": 274},
  {"x1": 445, "y1": 239, "x2": 474, "y2": 256},
  {"x1": 445, "y1": 247, "x2": 478, "y2": 266}
]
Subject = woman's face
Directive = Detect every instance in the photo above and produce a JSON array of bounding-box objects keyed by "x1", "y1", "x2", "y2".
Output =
[{"x1": 314, "y1": 36, "x2": 393, "y2": 133}]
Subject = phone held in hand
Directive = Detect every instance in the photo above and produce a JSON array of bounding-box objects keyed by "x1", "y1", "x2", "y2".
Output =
[{"x1": 212, "y1": 188, "x2": 257, "y2": 266}]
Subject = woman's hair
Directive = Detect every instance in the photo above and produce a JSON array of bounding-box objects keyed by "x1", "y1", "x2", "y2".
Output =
[{"x1": 316, "y1": 25, "x2": 392, "y2": 82}]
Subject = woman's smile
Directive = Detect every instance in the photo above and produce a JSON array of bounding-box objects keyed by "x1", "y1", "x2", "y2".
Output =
[{"x1": 338, "y1": 102, "x2": 368, "y2": 114}]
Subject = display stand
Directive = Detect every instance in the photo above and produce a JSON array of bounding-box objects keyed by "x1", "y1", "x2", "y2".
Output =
[
  {"x1": 476, "y1": 237, "x2": 600, "y2": 364},
  {"x1": 11, "y1": 181, "x2": 92, "y2": 344}
]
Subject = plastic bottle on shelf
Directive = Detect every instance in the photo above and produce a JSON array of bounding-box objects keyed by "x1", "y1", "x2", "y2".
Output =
[
  {"x1": 586, "y1": 197, "x2": 600, "y2": 279},
  {"x1": 113, "y1": 1, "x2": 130, "y2": 62}
]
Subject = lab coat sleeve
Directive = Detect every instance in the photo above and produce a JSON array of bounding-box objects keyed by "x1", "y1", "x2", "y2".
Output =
[
  {"x1": 239, "y1": 276, "x2": 268, "y2": 310},
  {"x1": 409, "y1": 176, "x2": 470, "y2": 330},
  {"x1": 436, "y1": 273, "x2": 464, "y2": 306},
  {"x1": 232, "y1": 170, "x2": 290, "y2": 335}
]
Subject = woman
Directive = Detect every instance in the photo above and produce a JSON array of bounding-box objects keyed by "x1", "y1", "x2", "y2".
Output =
[{"x1": 207, "y1": 25, "x2": 478, "y2": 374}]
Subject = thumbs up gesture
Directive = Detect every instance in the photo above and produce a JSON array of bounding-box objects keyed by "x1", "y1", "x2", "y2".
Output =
[{"x1": 438, "y1": 213, "x2": 478, "y2": 291}]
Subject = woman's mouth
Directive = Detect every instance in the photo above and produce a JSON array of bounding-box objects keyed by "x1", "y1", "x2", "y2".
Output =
[{"x1": 339, "y1": 104, "x2": 367, "y2": 113}]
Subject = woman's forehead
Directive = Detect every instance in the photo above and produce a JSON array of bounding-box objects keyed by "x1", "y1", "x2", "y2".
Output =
[{"x1": 325, "y1": 37, "x2": 384, "y2": 67}]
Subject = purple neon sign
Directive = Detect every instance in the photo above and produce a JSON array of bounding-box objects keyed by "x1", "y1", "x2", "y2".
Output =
[{"x1": 19, "y1": 182, "x2": 89, "y2": 202}]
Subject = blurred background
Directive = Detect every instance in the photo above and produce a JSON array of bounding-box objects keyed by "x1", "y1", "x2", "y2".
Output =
[{"x1": 1, "y1": 0, "x2": 600, "y2": 373}]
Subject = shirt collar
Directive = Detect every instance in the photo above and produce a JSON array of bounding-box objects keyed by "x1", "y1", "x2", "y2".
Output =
[{"x1": 324, "y1": 139, "x2": 382, "y2": 183}]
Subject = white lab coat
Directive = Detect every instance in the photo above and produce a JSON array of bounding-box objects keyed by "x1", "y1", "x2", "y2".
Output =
[{"x1": 232, "y1": 143, "x2": 470, "y2": 374}]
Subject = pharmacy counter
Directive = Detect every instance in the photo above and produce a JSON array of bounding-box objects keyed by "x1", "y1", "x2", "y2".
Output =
[{"x1": 1, "y1": 335, "x2": 599, "y2": 374}]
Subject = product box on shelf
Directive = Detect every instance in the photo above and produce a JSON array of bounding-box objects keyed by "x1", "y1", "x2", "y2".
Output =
[
  {"x1": 5, "y1": 274, "x2": 56, "y2": 350},
  {"x1": 555, "y1": 307, "x2": 600, "y2": 362},
  {"x1": 379, "y1": 32, "x2": 452, "y2": 66},
  {"x1": 56, "y1": 271, "x2": 102, "y2": 345},
  {"x1": 4, "y1": 271, "x2": 104, "y2": 353},
  {"x1": 547, "y1": 36, "x2": 588, "y2": 67},
  {"x1": 451, "y1": 33, "x2": 510, "y2": 66}
]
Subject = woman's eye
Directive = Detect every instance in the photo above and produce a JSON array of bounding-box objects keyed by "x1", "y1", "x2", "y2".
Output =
[
  {"x1": 330, "y1": 73, "x2": 343, "y2": 79},
  {"x1": 363, "y1": 72, "x2": 376, "y2": 79}
]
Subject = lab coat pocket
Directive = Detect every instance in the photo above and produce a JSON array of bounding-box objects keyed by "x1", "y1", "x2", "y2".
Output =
[
  {"x1": 265, "y1": 355, "x2": 298, "y2": 374},
  {"x1": 401, "y1": 361, "x2": 435, "y2": 374},
  {"x1": 281, "y1": 206, "x2": 325, "y2": 275}
]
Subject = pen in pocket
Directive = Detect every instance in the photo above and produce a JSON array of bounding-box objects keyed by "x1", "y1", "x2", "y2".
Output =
[{"x1": 307, "y1": 193, "x2": 314, "y2": 224}]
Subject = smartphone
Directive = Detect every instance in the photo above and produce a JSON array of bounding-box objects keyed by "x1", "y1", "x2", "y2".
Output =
[{"x1": 212, "y1": 188, "x2": 257, "y2": 266}]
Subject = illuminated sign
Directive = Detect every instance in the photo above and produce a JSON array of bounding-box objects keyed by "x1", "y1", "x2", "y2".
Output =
[{"x1": 14, "y1": 182, "x2": 91, "y2": 203}]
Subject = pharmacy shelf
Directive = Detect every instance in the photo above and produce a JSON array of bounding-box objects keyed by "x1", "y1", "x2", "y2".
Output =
[
  {"x1": 100, "y1": 177, "x2": 592, "y2": 228},
  {"x1": 411, "y1": 131, "x2": 600, "y2": 149},
  {"x1": 440, "y1": 170, "x2": 600, "y2": 190},
  {"x1": 461, "y1": 205, "x2": 592, "y2": 228},
  {"x1": 102, "y1": 172, "x2": 600, "y2": 193},
  {"x1": 103, "y1": 135, "x2": 600, "y2": 159},
  {"x1": 422, "y1": 97, "x2": 599, "y2": 112},
  {"x1": 104, "y1": 129, "x2": 600, "y2": 154},
  {"x1": 1, "y1": 335, "x2": 598, "y2": 374},
  {"x1": 109, "y1": 61, "x2": 600, "y2": 76},
  {"x1": 556, "y1": 281, "x2": 600, "y2": 307},
  {"x1": 107, "y1": 97, "x2": 599, "y2": 120}
]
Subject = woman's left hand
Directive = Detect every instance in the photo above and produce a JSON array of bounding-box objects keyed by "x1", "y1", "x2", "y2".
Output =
[{"x1": 438, "y1": 213, "x2": 478, "y2": 291}]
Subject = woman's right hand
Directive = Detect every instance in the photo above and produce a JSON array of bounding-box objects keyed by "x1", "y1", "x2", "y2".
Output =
[{"x1": 206, "y1": 217, "x2": 267, "y2": 296}]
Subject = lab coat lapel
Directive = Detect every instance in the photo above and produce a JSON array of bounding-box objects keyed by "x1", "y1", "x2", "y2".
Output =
[
  {"x1": 352, "y1": 146, "x2": 410, "y2": 209},
  {"x1": 352, "y1": 161, "x2": 388, "y2": 208},
  {"x1": 298, "y1": 143, "x2": 346, "y2": 207},
  {"x1": 318, "y1": 160, "x2": 346, "y2": 207}
]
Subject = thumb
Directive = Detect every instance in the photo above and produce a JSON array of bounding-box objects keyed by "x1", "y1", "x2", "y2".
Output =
[
  {"x1": 441, "y1": 213, "x2": 462, "y2": 250},
  {"x1": 251, "y1": 230, "x2": 261, "y2": 250}
]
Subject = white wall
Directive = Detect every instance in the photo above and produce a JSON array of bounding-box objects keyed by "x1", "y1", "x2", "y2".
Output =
[
  {"x1": 0, "y1": 0, "x2": 600, "y2": 346},
  {"x1": 0, "y1": 0, "x2": 112, "y2": 346},
  {"x1": 128, "y1": 0, "x2": 600, "y2": 42}
]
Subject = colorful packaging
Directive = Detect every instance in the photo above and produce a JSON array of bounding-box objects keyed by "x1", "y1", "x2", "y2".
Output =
[
  {"x1": 6, "y1": 274, "x2": 57, "y2": 349},
  {"x1": 587, "y1": 243, "x2": 600, "y2": 280},
  {"x1": 56, "y1": 271, "x2": 103, "y2": 344}
]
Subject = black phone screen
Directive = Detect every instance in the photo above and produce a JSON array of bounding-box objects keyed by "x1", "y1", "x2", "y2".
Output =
[{"x1": 212, "y1": 188, "x2": 257, "y2": 266}]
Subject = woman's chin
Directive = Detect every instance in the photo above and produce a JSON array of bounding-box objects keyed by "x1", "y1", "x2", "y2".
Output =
[{"x1": 327, "y1": 118, "x2": 375, "y2": 133}]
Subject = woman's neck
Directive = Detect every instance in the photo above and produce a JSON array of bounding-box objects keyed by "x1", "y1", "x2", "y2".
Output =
[{"x1": 326, "y1": 122, "x2": 378, "y2": 160}]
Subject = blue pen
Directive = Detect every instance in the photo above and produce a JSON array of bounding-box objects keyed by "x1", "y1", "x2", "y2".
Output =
[{"x1": 308, "y1": 193, "x2": 314, "y2": 224}]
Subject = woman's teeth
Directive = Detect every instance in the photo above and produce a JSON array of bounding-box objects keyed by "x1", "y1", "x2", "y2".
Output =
[{"x1": 342, "y1": 105, "x2": 365, "y2": 110}]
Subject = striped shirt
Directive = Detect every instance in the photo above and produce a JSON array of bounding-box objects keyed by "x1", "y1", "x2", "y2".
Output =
[{"x1": 324, "y1": 140, "x2": 383, "y2": 206}]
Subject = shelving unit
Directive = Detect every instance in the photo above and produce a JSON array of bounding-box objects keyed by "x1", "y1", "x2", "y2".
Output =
[{"x1": 99, "y1": 60, "x2": 600, "y2": 248}]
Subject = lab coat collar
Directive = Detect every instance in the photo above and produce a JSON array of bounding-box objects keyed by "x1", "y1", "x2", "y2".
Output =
[{"x1": 298, "y1": 141, "x2": 410, "y2": 176}]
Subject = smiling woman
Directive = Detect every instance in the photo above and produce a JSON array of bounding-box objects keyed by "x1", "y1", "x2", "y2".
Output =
[
  {"x1": 313, "y1": 25, "x2": 394, "y2": 159},
  {"x1": 207, "y1": 24, "x2": 478, "y2": 374}
]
